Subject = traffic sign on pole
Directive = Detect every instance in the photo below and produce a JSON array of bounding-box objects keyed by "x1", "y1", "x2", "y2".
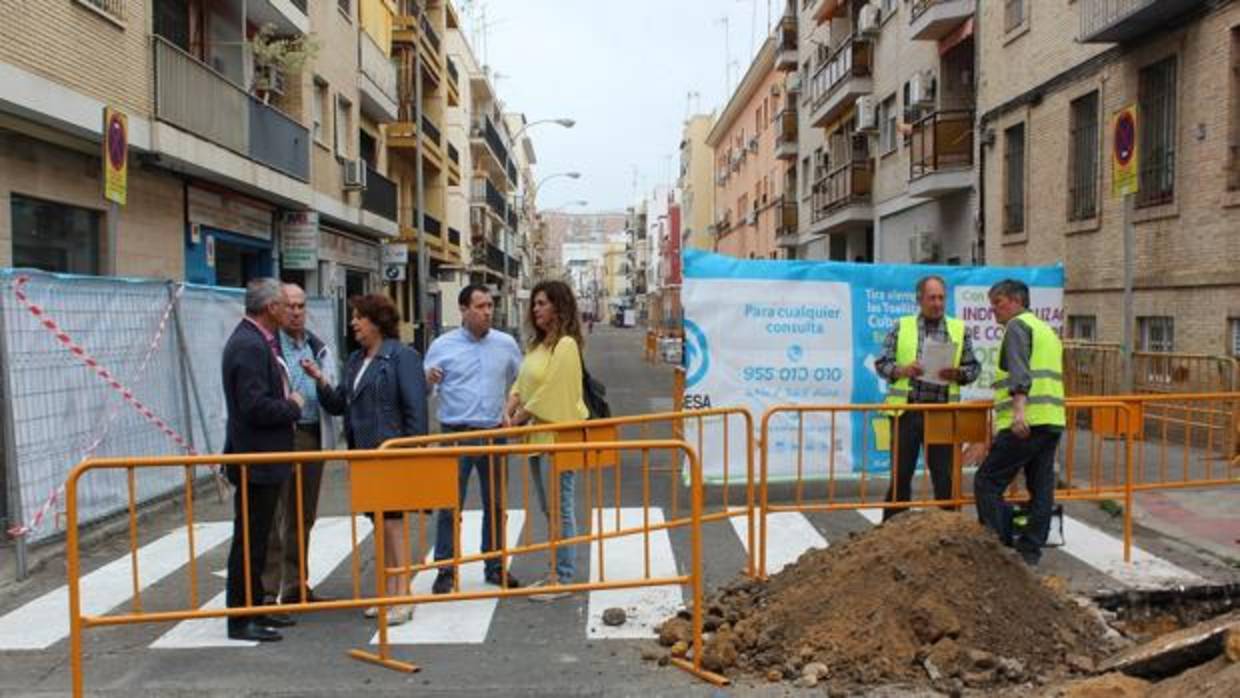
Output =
[{"x1": 1112, "y1": 105, "x2": 1139, "y2": 198}]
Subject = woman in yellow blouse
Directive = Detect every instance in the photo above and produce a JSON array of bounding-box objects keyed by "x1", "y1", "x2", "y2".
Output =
[{"x1": 504, "y1": 280, "x2": 588, "y2": 599}]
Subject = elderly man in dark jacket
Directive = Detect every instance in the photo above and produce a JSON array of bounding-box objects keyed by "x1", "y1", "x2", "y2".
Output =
[{"x1": 221, "y1": 278, "x2": 304, "y2": 642}]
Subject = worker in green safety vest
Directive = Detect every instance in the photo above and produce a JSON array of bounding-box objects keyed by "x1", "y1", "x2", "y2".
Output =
[
  {"x1": 974, "y1": 279, "x2": 1065, "y2": 567},
  {"x1": 875, "y1": 275, "x2": 981, "y2": 521}
]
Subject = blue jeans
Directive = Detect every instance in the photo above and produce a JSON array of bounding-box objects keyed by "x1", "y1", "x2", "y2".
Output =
[
  {"x1": 974, "y1": 426, "x2": 1062, "y2": 564},
  {"x1": 434, "y1": 450, "x2": 506, "y2": 578},
  {"x1": 529, "y1": 455, "x2": 576, "y2": 583}
]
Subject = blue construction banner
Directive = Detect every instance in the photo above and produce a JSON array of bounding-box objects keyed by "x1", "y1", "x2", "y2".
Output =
[{"x1": 680, "y1": 250, "x2": 1064, "y2": 482}]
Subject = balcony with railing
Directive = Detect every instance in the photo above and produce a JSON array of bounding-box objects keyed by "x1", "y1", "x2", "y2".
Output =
[
  {"x1": 448, "y1": 143, "x2": 460, "y2": 166},
  {"x1": 810, "y1": 158, "x2": 872, "y2": 235},
  {"x1": 152, "y1": 36, "x2": 309, "y2": 181},
  {"x1": 775, "y1": 198, "x2": 800, "y2": 248},
  {"x1": 471, "y1": 177, "x2": 506, "y2": 219},
  {"x1": 909, "y1": 0, "x2": 976, "y2": 41},
  {"x1": 809, "y1": 35, "x2": 873, "y2": 128},
  {"x1": 775, "y1": 109, "x2": 798, "y2": 160},
  {"x1": 1079, "y1": 0, "x2": 1205, "y2": 43},
  {"x1": 420, "y1": 114, "x2": 442, "y2": 146},
  {"x1": 776, "y1": 13, "x2": 799, "y2": 71},
  {"x1": 446, "y1": 56, "x2": 459, "y2": 85},
  {"x1": 907, "y1": 110, "x2": 974, "y2": 198},
  {"x1": 448, "y1": 227, "x2": 462, "y2": 247},
  {"x1": 419, "y1": 10, "x2": 441, "y2": 52},
  {"x1": 358, "y1": 29, "x2": 398, "y2": 122},
  {"x1": 362, "y1": 166, "x2": 398, "y2": 222},
  {"x1": 470, "y1": 114, "x2": 511, "y2": 175}
]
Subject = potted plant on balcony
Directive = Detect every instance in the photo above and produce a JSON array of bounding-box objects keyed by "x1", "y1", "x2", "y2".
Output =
[{"x1": 250, "y1": 24, "x2": 321, "y2": 105}]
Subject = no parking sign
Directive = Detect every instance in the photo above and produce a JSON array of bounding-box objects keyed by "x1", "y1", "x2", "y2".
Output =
[{"x1": 1112, "y1": 105, "x2": 1139, "y2": 197}]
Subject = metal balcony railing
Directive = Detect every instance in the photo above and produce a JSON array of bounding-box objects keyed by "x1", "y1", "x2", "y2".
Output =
[
  {"x1": 1078, "y1": 0, "x2": 1204, "y2": 43},
  {"x1": 777, "y1": 109, "x2": 798, "y2": 147},
  {"x1": 421, "y1": 114, "x2": 441, "y2": 145},
  {"x1": 423, "y1": 211, "x2": 442, "y2": 236},
  {"x1": 419, "y1": 11, "x2": 441, "y2": 52},
  {"x1": 908, "y1": 110, "x2": 974, "y2": 180},
  {"x1": 152, "y1": 36, "x2": 309, "y2": 181},
  {"x1": 474, "y1": 115, "x2": 510, "y2": 168},
  {"x1": 778, "y1": 197, "x2": 798, "y2": 234},
  {"x1": 362, "y1": 167, "x2": 398, "y2": 221},
  {"x1": 448, "y1": 143, "x2": 460, "y2": 165},
  {"x1": 506, "y1": 159, "x2": 518, "y2": 185},
  {"x1": 811, "y1": 159, "x2": 872, "y2": 220},
  {"x1": 448, "y1": 227, "x2": 462, "y2": 247},
  {"x1": 810, "y1": 35, "x2": 873, "y2": 112},
  {"x1": 447, "y1": 57, "x2": 459, "y2": 84},
  {"x1": 471, "y1": 178, "x2": 506, "y2": 219}
]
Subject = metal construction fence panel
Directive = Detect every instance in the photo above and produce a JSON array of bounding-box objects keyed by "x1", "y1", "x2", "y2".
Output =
[
  {"x1": 64, "y1": 440, "x2": 725, "y2": 696},
  {"x1": 0, "y1": 269, "x2": 337, "y2": 544}
]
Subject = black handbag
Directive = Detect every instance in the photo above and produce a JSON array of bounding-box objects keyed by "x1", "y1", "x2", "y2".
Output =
[{"x1": 581, "y1": 357, "x2": 611, "y2": 420}]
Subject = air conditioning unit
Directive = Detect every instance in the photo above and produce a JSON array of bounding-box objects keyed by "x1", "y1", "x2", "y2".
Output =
[
  {"x1": 746, "y1": 211, "x2": 758, "y2": 226},
  {"x1": 343, "y1": 159, "x2": 367, "y2": 190},
  {"x1": 858, "y1": 3, "x2": 880, "y2": 37},
  {"x1": 748, "y1": 136, "x2": 759, "y2": 153},
  {"x1": 855, "y1": 95, "x2": 878, "y2": 132},
  {"x1": 909, "y1": 232, "x2": 939, "y2": 263},
  {"x1": 910, "y1": 70, "x2": 937, "y2": 107}
]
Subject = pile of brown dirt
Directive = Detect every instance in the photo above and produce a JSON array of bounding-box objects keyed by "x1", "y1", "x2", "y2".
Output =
[{"x1": 658, "y1": 510, "x2": 1113, "y2": 690}]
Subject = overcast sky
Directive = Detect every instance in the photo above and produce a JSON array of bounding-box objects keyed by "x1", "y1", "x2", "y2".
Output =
[{"x1": 464, "y1": 0, "x2": 780, "y2": 212}]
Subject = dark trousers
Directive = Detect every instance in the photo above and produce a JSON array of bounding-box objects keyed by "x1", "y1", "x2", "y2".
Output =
[
  {"x1": 226, "y1": 478, "x2": 282, "y2": 629},
  {"x1": 973, "y1": 426, "x2": 1063, "y2": 563},
  {"x1": 433, "y1": 427, "x2": 506, "y2": 579},
  {"x1": 884, "y1": 411, "x2": 955, "y2": 521},
  {"x1": 262, "y1": 427, "x2": 324, "y2": 600}
]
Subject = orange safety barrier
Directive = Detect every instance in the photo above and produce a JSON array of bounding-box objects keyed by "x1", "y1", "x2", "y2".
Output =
[
  {"x1": 64, "y1": 439, "x2": 730, "y2": 697},
  {"x1": 756, "y1": 399, "x2": 1144, "y2": 577},
  {"x1": 756, "y1": 393, "x2": 1240, "y2": 579},
  {"x1": 381, "y1": 406, "x2": 758, "y2": 577}
]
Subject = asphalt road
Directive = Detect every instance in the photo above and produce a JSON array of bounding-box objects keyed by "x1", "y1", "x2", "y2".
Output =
[{"x1": 0, "y1": 325, "x2": 1236, "y2": 697}]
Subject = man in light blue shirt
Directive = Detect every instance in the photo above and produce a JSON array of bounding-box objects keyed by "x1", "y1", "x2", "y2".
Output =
[{"x1": 425, "y1": 284, "x2": 523, "y2": 593}]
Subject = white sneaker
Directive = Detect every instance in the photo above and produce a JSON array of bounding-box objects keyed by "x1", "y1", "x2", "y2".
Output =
[
  {"x1": 526, "y1": 577, "x2": 571, "y2": 602},
  {"x1": 363, "y1": 605, "x2": 378, "y2": 619}
]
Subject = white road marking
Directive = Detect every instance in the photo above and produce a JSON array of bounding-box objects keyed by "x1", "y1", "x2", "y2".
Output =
[
  {"x1": 730, "y1": 511, "x2": 829, "y2": 575},
  {"x1": 1058, "y1": 516, "x2": 1203, "y2": 589},
  {"x1": 0, "y1": 522, "x2": 233, "y2": 650},
  {"x1": 587, "y1": 508, "x2": 682, "y2": 639},
  {"x1": 152, "y1": 516, "x2": 372, "y2": 648},
  {"x1": 373, "y1": 509, "x2": 525, "y2": 645}
]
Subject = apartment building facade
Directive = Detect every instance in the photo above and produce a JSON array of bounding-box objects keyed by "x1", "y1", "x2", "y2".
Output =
[
  {"x1": 788, "y1": 0, "x2": 976, "y2": 264},
  {"x1": 708, "y1": 38, "x2": 793, "y2": 260},
  {"x1": 678, "y1": 113, "x2": 716, "y2": 252},
  {"x1": 0, "y1": 0, "x2": 402, "y2": 304},
  {"x1": 979, "y1": 0, "x2": 1240, "y2": 356}
]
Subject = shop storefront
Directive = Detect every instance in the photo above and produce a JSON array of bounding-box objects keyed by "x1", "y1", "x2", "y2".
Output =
[{"x1": 184, "y1": 185, "x2": 275, "y2": 287}]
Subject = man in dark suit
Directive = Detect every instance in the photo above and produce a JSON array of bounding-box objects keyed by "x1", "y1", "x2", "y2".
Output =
[{"x1": 221, "y1": 278, "x2": 304, "y2": 642}]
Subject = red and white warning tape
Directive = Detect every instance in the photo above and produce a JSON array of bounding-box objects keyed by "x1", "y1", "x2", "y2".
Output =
[{"x1": 6, "y1": 276, "x2": 196, "y2": 539}]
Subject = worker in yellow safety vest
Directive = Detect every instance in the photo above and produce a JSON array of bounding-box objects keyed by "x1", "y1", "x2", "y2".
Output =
[
  {"x1": 875, "y1": 275, "x2": 980, "y2": 521},
  {"x1": 974, "y1": 279, "x2": 1065, "y2": 566}
]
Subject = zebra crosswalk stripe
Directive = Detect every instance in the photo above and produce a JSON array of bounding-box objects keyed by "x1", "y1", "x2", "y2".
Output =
[
  {"x1": 152, "y1": 516, "x2": 372, "y2": 649},
  {"x1": 372, "y1": 509, "x2": 526, "y2": 645},
  {"x1": 0, "y1": 522, "x2": 233, "y2": 650},
  {"x1": 730, "y1": 512, "x2": 829, "y2": 575},
  {"x1": 586, "y1": 508, "x2": 681, "y2": 639}
]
